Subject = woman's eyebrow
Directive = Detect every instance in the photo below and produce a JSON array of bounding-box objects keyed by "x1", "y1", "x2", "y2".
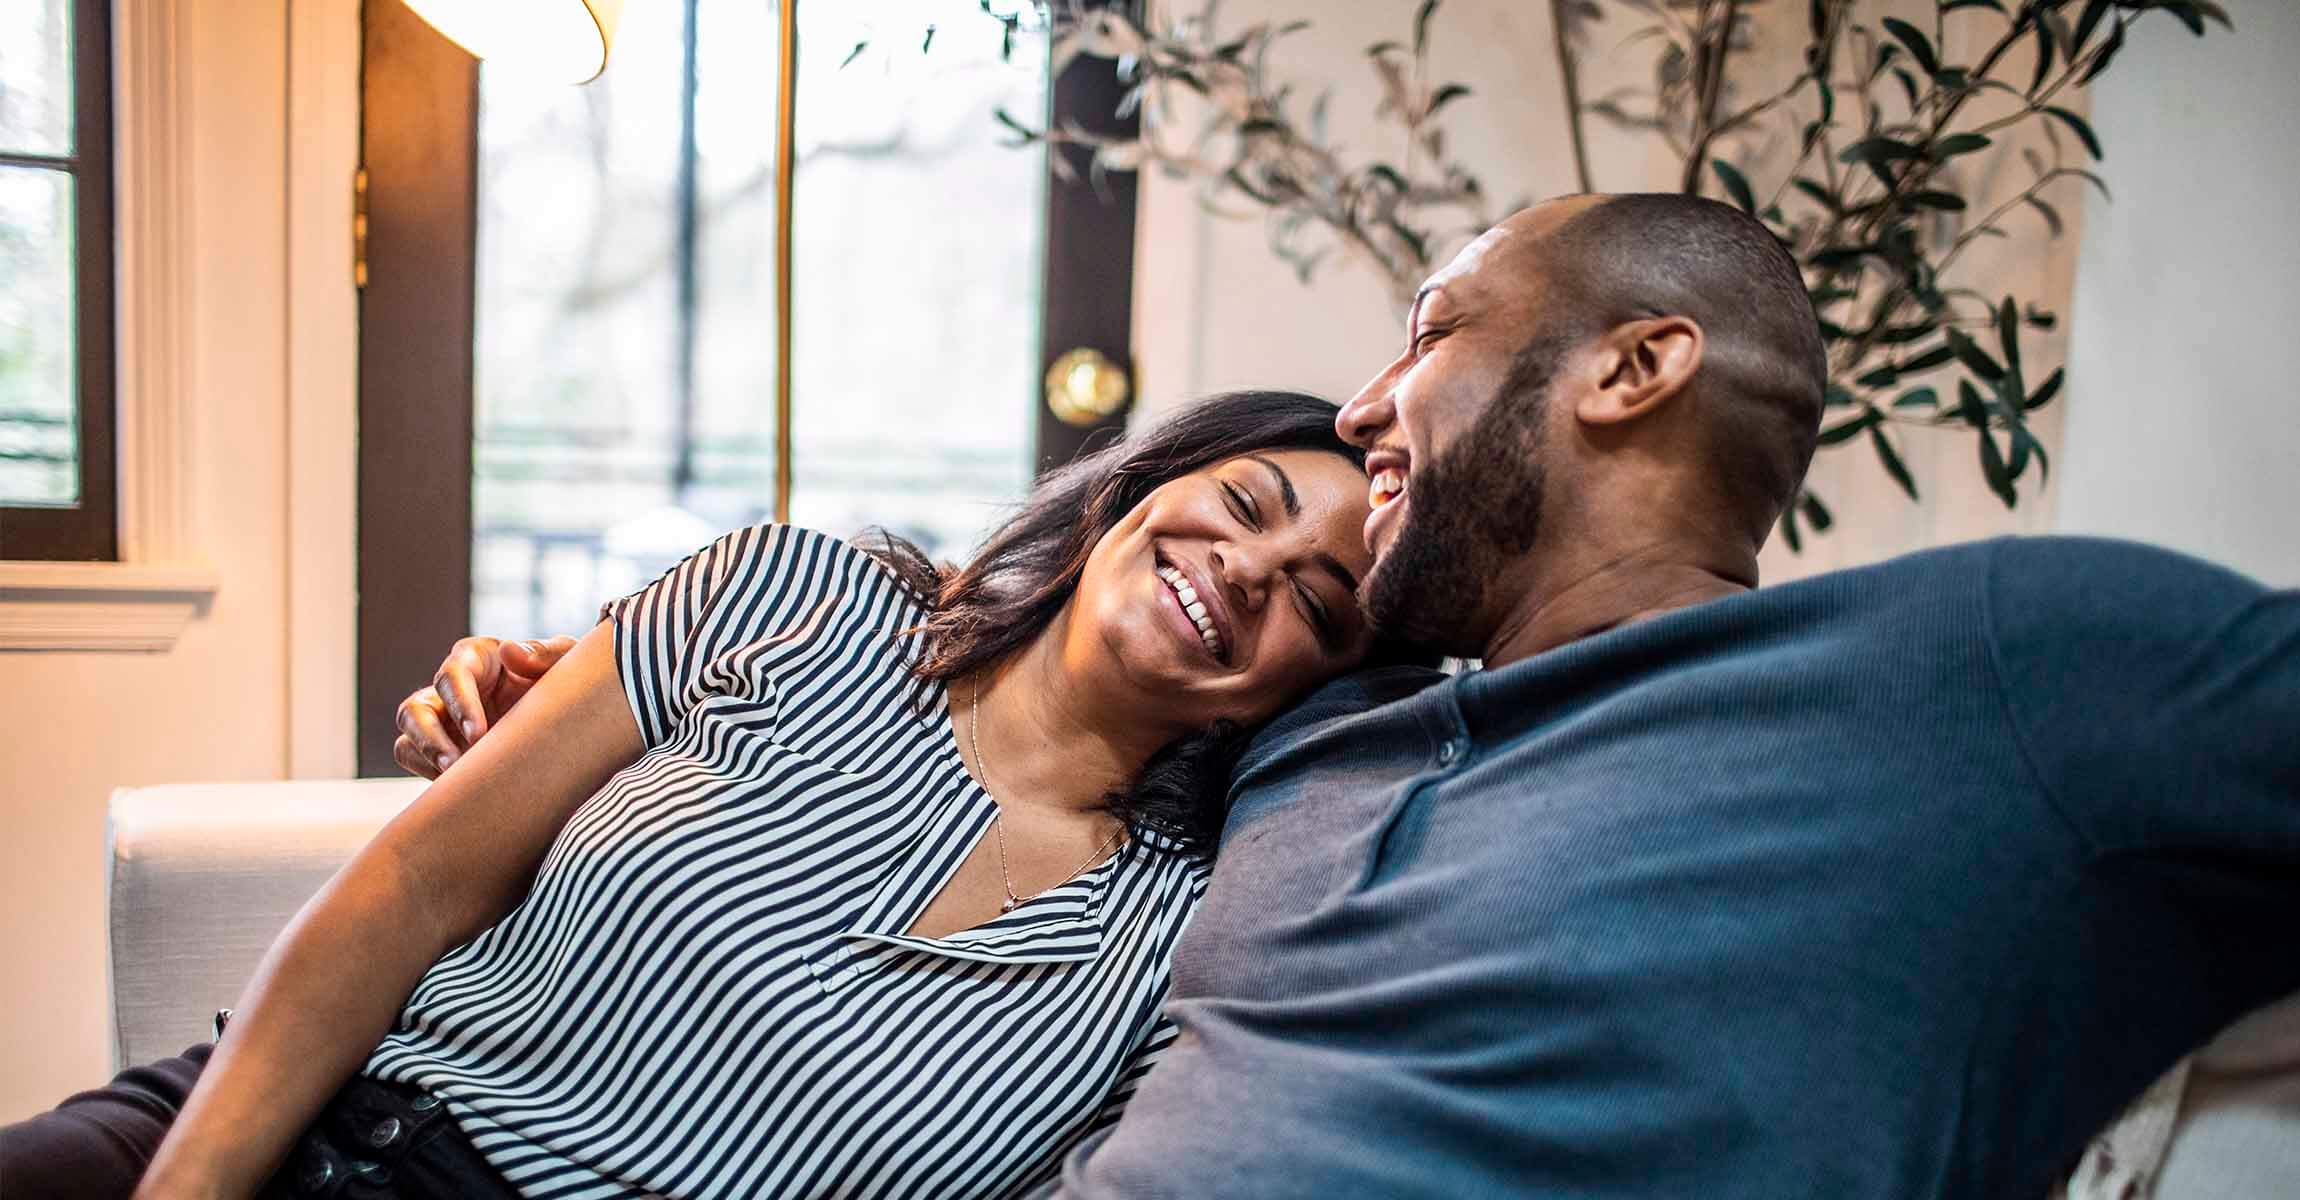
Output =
[{"x1": 1244, "y1": 455, "x2": 1300, "y2": 519}]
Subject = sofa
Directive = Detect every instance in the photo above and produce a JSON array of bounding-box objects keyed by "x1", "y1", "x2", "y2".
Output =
[{"x1": 106, "y1": 781, "x2": 2299, "y2": 1197}]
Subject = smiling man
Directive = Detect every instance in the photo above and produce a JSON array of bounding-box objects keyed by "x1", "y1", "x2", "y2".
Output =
[
  {"x1": 1047, "y1": 194, "x2": 2300, "y2": 1198},
  {"x1": 387, "y1": 194, "x2": 2300, "y2": 1198}
]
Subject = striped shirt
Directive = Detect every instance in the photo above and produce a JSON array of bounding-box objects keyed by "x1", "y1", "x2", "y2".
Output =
[{"x1": 366, "y1": 524, "x2": 1210, "y2": 1199}]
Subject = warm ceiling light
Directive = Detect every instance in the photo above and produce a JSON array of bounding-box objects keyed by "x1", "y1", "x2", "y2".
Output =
[{"x1": 401, "y1": 0, "x2": 626, "y2": 85}]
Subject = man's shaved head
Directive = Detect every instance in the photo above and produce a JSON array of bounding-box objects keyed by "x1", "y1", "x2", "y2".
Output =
[{"x1": 1525, "y1": 194, "x2": 1828, "y2": 541}]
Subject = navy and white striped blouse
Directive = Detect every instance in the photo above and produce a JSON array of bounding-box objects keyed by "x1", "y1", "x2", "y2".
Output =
[{"x1": 366, "y1": 524, "x2": 1209, "y2": 1198}]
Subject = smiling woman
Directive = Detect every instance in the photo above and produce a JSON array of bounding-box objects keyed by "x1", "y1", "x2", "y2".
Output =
[{"x1": 2, "y1": 389, "x2": 1429, "y2": 1200}]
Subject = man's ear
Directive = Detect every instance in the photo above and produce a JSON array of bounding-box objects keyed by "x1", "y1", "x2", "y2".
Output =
[{"x1": 1577, "y1": 316, "x2": 1703, "y2": 426}]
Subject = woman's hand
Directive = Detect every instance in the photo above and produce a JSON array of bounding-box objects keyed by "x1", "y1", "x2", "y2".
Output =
[{"x1": 394, "y1": 634, "x2": 577, "y2": 777}]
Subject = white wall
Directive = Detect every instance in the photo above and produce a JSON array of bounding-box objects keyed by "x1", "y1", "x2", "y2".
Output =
[
  {"x1": 2055, "y1": 2, "x2": 2300, "y2": 587},
  {"x1": 1132, "y1": 0, "x2": 2099, "y2": 584},
  {"x1": 0, "y1": 1, "x2": 358, "y2": 1120}
]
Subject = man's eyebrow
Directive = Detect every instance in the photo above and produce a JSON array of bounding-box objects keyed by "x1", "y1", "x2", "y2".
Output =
[{"x1": 1245, "y1": 454, "x2": 1300, "y2": 519}]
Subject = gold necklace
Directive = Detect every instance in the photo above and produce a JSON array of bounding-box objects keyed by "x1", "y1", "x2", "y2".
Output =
[{"x1": 969, "y1": 678, "x2": 1125, "y2": 913}]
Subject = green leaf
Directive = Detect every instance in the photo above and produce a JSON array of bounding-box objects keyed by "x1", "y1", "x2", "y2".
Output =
[
  {"x1": 1957, "y1": 379, "x2": 1989, "y2": 428},
  {"x1": 1940, "y1": 0, "x2": 2006, "y2": 11},
  {"x1": 1712, "y1": 159, "x2": 1757, "y2": 214},
  {"x1": 2071, "y1": 0, "x2": 2113, "y2": 60},
  {"x1": 2162, "y1": 2, "x2": 2206, "y2": 36},
  {"x1": 1808, "y1": 245, "x2": 1877, "y2": 270},
  {"x1": 1881, "y1": 18, "x2": 1939, "y2": 76},
  {"x1": 1427, "y1": 83, "x2": 1472, "y2": 117},
  {"x1": 2024, "y1": 366, "x2": 2065, "y2": 411},
  {"x1": 1414, "y1": 0, "x2": 1440, "y2": 55},
  {"x1": 1818, "y1": 408, "x2": 1883, "y2": 446},
  {"x1": 1902, "y1": 345, "x2": 1957, "y2": 372},
  {"x1": 1799, "y1": 490, "x2": 1835, "y2": 532},
  {"x1": 2192, "y1": 1, "x2": 2235, "y2": 32},
  {"x1": 1996, "y1": 296, "x2": 2023, "y2": 380},
  {"x1": 1932, "y1": 133, "x2": 1992, "y2": 159},
  {"x1": 2025, "y1": 303, "x2": 2059, "y2": 331},
  {"x1": 840, "y1": 40, "x2": 868, "y2": 69},
  {"x1": 1977, "y1": 427, "x2": 2017, "y2": 507},
  {"x1": 1893, "y1": 386, "x2": 1940, "y2": 409},
  {"x1": 2030, "y1": 20, "x2": 2057, "y2": 95},
  {"x1": 1870, "y1": 426, "x2": 1919, "y2": 501},
  {"x1": 991, "y1": 107, "x2": 1038, "y2": 144},
  {"x1": 1792, "y1": 178, "x2": 1839, "y2": 211},
  {"x1": 1894, "y1": 68, "x2": 1922, "y2": 112},
  {"x1": 1876, "y1": 323, "x2": 1939, "y2": 345},
  {"x1": 2026, "y1": 196, "x2": 2063, "y2": 237},
  {"x1": 1906, "y1": 190, "x2": 1968, "y2": 211},
  {"x1": 2016, "y1": 427, "x2": 2051, "y2": 482},
  {"x1": 2043, "y1": 106, "x2": 2103, "y2": 160},
  {"x1": 1780, "y1": 505, "x2": 1804, "y2": 553},
  {"x1": 2078, "y1": 19, "x2": 2124, "y2": 85},
  {"x1": 1824, "y1": 384, "x2": 1860, "y2": 409},
  {"x1": 1367, "y1": 40, "x2": 1404, "y2": 58},
  {"x1": 1838, "y1": 137, "x2": 1922, "y2": 165},
  {"x1": 1945, "y1": 328, "x2": 2004, "y2": 381},
  {"x1": 1857, "y1": 363, "x2": 1901, "y2": 388}
]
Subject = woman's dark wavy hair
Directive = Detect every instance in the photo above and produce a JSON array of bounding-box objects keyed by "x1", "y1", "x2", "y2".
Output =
[{"x1": 856, "y1": 390, "x2": 1432, "y2": 859}]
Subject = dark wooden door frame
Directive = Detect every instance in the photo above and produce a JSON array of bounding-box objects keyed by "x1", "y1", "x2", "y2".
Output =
[
  {"x1": 1035, "y1": 4, "x2": 1142, "y2": 474},
  {"x1": 356, "y1": 0, "x2": 478, "y2": 775}
]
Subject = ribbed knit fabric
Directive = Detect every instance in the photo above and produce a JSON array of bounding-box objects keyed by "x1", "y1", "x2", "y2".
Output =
[{"x1": 1062, "y1": 536, "x2": 2300, "y2": 1200}]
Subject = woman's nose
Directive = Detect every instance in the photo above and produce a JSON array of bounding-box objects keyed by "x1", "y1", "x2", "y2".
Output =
[{"x1": 1212, "y1": 544, "x2": 1276, "y2": 612}]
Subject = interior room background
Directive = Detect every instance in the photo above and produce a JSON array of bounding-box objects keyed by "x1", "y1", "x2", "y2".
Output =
[{"x1": 1, "y1": 0, "x2": 2294, "y2": 1120}]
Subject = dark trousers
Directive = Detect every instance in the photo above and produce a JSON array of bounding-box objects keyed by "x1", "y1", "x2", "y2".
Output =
[{"x1": 0, "y1": 1044, "x2": 517, "y2": 1199}]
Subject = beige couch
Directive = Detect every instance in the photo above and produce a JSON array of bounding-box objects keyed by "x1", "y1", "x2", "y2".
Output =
[{"x1": 107, "y1": 781, "x2": 2299, "y2": 1197}]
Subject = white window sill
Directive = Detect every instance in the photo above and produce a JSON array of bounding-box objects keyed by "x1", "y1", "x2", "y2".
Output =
[{"x1": 0, "y1": 560, "x2": 219, "y2": 651}]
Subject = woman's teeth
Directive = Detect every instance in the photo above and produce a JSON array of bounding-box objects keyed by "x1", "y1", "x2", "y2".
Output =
[
  {"x1": 1370, "y1": 468, "x2": 1407, "y2": 509},
  {"x1": 1156, "y1": 565, "x2": 1227, "y2": 660}
]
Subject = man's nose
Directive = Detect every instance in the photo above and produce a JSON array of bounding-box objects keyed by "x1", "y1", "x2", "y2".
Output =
[{"x1": 1335, "y1": 371, "x2": 1396, "y2": 449}]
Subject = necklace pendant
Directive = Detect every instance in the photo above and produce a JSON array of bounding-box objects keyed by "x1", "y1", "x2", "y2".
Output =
[{"x1": 1000, "y1": 896, "x2": 1019, "y2": 913}]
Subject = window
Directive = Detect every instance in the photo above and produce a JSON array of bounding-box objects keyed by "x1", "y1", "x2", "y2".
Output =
[
  {"x1": 468, "y1": 0, "x2": 1045, "y2": 638},
  {"x1": 0, "y1": 0, "x2": 116, "y2": 560}
]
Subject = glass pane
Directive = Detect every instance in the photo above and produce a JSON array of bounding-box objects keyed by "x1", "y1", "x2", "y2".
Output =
[
  {"x1": 471, "y1": 1, "x2": 723, "y2": 637},
  {"x1": 472, "y1": 1, "x2": 1046, "y2": 639},
  {"x1": 784, "y1": 3, "x2": 1046, "y2": 561},
  {"x1": 0, "y1": 0, "x2": 75, "y2": 156},
  {"x1": 0, "y1": 164, "x2": 77, "y2": 506}
]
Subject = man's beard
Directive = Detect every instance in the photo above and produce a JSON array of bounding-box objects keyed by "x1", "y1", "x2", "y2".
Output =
[{"x1": 1363, "y1": 338, "x2": 1564, "y2": 658}]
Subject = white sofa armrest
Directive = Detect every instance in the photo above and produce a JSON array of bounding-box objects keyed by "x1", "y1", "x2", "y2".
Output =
[{"x1": 105, "y1": 779, "x2": 425, "y2": 1069}]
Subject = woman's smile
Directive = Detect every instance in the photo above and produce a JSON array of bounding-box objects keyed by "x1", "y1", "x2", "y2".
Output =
[{"x1": 1154, "y1": 554, "x2": 1232, "y2": 665}]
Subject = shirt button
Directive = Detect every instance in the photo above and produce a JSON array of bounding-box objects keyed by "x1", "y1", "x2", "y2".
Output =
[
  {"x1": 410, "y1": 1091, "x2": 442, "y2": 1113},
  {"x1": 1436, "y1": 739, "x2": 1463, "y2": 766},
  {"x1": 366, "y1": 1115, "x2": 404, "y2": 1148}
]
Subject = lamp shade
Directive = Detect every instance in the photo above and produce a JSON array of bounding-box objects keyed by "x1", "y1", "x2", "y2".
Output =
[{"x1": 401, "y1": 0, "x2": 625, "y2": 85}]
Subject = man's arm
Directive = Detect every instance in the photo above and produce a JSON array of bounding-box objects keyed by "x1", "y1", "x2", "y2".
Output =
[
  {"x1": 139, "y1": 621, "x2": 639, "y2": 1199},
  {"x1": 393, "y1": 634, "x2": 577, "y2": 777}
]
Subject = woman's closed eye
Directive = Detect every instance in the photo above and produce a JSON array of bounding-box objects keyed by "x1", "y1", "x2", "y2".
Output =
[
  {"x1": 1293, "y1": 579, "x2": 1340, "y2": 650},
  {"x1": 1221, "y1": 480, "x2": 1262, "y2": 531}
]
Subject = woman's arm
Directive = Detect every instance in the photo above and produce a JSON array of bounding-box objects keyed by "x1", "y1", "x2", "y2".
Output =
[{"x1": 136, "y1": 621, "x2": 643, "y2": 1200}]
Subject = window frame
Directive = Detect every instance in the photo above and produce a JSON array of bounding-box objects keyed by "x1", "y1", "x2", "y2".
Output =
[{"x1": 0, "y1": 0, "x2": 119, "y2": 560}]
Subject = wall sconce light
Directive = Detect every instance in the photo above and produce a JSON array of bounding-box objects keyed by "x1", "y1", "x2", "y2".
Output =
[{"x1": 401, "y1": 0, "x2": 626, "y2": 85}]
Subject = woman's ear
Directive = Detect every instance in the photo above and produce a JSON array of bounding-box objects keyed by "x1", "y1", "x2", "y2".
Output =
[{"x1": 1577, "y1": 316, "x2": 1704, "y2": 427}]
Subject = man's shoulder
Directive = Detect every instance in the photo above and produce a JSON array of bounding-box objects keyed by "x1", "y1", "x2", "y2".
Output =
[{"x1": 1233, "y1": 665, "x2": 1449, "y2": 778}]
